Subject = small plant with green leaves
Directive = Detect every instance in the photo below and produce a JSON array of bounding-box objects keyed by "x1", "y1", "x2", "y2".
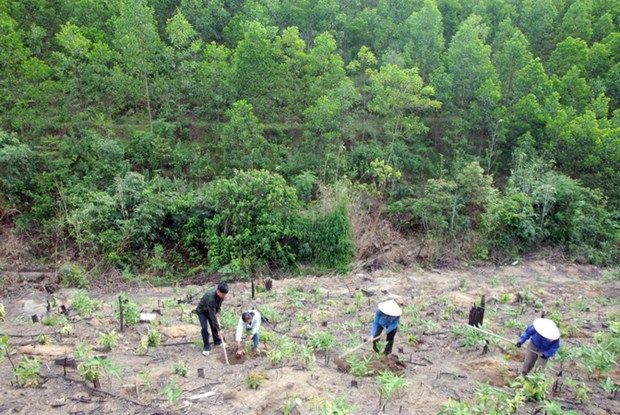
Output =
[
  {"x1": 162, "y1": 379, "x2": 182, "y2": 406},
  {"x1": 71, "y1": 291, "x2": 99, "y2": 317},
  {"x1": 37, "y1": 334, "x2": 53, "y2": 345},
  {"x1": 78, "y1": 356, "x2": 121, "y2": 388},
  {"x1": 245, "y1": 370, "x2": 268, "y2": 389},
  {"x1": 569, "y1": 299, "x2": 591, "y2": 313},
  {"x1": 511, "y1": 372, "x2": 551, "y2": 401},
  {"x1": 0, "y1": 335, "x2": 9, "y2": 362},
  {"x1": 267, "y1": 336, "x2": 297, "y2": 365},
  {"x1": 577, "y1": 344, "x2": 617, "y2": 376},
  {"x1": 59, "y1": 263, "x2": 89, "y2": 288},
  {"x1": 603, "y1": 268, "x2": 620, "y2": 282},
  {"x1": 298, "y1": 344, "x2": 316, "y2": 369},
  {"x1": 317, "y1": 395, "x2": 351, "y2": 415},
  {"x1": 98, "y1": 331, "x2": 120, "y2": 350},
  {"x1": 137, "y1": 369, "x2": 152, "y2": 390},
  {"x1": 504, "y1": 319, "x2": 525, "y2": 330},
  {"x1": 41, "y1": 314, "x2": 68, "y2": 327},
  {"x1": 599, "y1": 377, "x2": 618, "y2": 397},
  {"x1": 539, "y1": 400, "x2": 581, "y2": 415},
  {"x1": 259, "y1": 330, "x2": 274, "y2": 343},
  {"x1": 219, "y1": 307, "x2": 237, "y2": 329},
  {"x1": 462, "y1": 327, "x2": 486, "y2": 348},
  {"x1": 14, "y1": 356, "x2": 41, "y2": 387},
  {"x1": 309, "y1": 331, "x2": 336, "y2": 352},
  {"x1": 258, "y1": 305, "x2": 282, "y2": 323},
  {"x1": 147, "y1": 327, "x2": 161, "y2": 347},
  {"x1": 74, "y1": 342, "x2": 93, "y2": 360},
  {"x1": 354, "y1": 290, "x2": 364, "y2": 309},
  {"x1": 114, "y1": 293, "x2": 140, "y2": 326},
  {"x1": 421, "y1": 319, "x2": 440, "y2": 334},
  {"x1": 376, "y1": 370, "x2": 409, "y2": 412},
  {"x1": 498, "y1": 293, "x2": 512, "y2": 304},
  {"x1": 60, "y1": 323, "x2": 74, "y2": 336},
  {"x1": 174, "y1": 361, "x2": 188, "y2": 377},
  {"x1": 346, "y1": 354, "x2": 373, "y2": 377}
]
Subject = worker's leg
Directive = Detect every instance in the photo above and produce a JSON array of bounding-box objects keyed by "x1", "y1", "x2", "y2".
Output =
[
  {"x1": 384, "y1": 328, "x2": 398, "y2": 355},
  {"x1": 535, "y1": 353, "x2": 548, "y2": 372},
  {"x1": 372, "y1": 327, "x2": 384, "y2": 353},
  {"x1": 521, "y1": 342, "x2": 538, "y2": 376},
  {"x1": 252, "y1": 332, "x2": 259, "y2": 351},
  {"x1": 207, "y1": 314, "x2": 222, "y2": 346},
  {"x1": 197, "y1": 311, "x2": 211, "y2": 351}
]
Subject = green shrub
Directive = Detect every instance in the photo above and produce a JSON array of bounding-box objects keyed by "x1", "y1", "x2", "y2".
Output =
[
  {"x1": 98, "y1": 331, "x2": 120, "y2": 350},
  {"x1": 245, "y1": 370, "x2": 268, "y2": 389},
  {"x1": 78, "y1": 356, "x2": 121, "y2": 388},
  {"x1": 162, "y1": 379, "x2": 182, "y2": 406},
  {"x1": 14, "y1": 356, "x2": 41, "y2": 387},
  {"x1": 190, "y1": 170, "x2": 302, "y2": 273},
  {"x1": 41, "y1": 314, "x2": 68, "y2": 327},
  {"x1": 71, "y1": 291, "x2": 97, "y2": 317},
  {"x1": 299, "y1": 199, "x2": 355, "y2": 273},
  {"x1": 113, "y1": 293, "x2": 140, "y2": 326},
  {"x1": 59, "y1": 263, "x2": 89, "y2": 289},
  {"x1": 174, "y1": 361, "x2": 188, "y2": 377}
]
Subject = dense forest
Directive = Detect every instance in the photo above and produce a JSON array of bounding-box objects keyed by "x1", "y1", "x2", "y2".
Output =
[{"x1": 1, "y1": 0, "x2": 618, "y2": 282}]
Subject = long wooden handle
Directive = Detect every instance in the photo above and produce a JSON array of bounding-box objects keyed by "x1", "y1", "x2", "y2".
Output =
[
  {"x1": 468, "y1": 325, "x2": 514, "y2": 344},
  {"x1": 468, "y1": 325, "x2": 542, "y2": 356},
  {"x1": 338, "y1": 335, "x2": 381, "y2": 359}
]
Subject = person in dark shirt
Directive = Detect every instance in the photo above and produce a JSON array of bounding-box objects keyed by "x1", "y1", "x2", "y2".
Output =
[
  {"x1": 516, "y1": 318, "x2": 561, "y2": 376},
  {"x1": 196, "y1": 282, "x2": 229, "y2": 356}
]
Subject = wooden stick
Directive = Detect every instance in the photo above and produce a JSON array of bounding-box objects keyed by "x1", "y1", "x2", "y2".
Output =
[
  {"x1": 337, "y1": 335, "x2": 381, "y2": 359},
  {"x1": 468, "y1": 325, "x2": 514, "y2": 344}
]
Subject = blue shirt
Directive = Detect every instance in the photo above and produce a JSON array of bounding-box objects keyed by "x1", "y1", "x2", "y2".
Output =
[
  {"x1": 370, "y1": 310, "x2": 400, "y2": 336},
  {"x1": 519, "y1": 325, "x2": 560, "y2": 358}
]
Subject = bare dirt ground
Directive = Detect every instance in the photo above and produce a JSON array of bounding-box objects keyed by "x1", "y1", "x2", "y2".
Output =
[{"x1": 1, "y1": 260, "x2": 619, "y2": 414}]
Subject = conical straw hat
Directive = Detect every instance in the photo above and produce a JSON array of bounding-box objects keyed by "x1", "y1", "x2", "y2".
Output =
[
  {"x1": 378, "y1": 299, "x2": 402, "y2": 317},
  {"x1": 533, "y1": 318, "x2": 560, "y2": 340}
]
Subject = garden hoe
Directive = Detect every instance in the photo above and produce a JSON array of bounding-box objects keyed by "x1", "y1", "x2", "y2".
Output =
[
  {"x1": 467, "y1": 295, "x2": 542, "y2": 355},
  {"x1": 333, "y1": 334, "x2": 382, "y2": 370}
]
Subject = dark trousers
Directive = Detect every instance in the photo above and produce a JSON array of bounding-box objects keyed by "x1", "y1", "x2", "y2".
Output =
[
  {"x1": 373, "y1": 327, "x2": 398, "y2": 355},
  {"x1": 197, "y1": 311, "x2": 221, "y2": 351}
]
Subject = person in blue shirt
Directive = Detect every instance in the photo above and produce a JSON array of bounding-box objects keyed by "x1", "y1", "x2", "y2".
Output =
[
  {"x1": 369, "y1": 299, "x2": 402, "y2": 356},
  {"x1": 516, "y1": 318, "x2": 561, "y2": 376}
]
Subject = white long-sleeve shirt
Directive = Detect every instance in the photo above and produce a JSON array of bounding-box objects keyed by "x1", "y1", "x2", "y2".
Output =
[{"x1": 235, "y1": 310, "x2": 261, "y2": 342}]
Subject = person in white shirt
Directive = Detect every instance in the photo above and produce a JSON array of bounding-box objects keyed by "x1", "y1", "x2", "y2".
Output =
[{"x1": 235, "y1": 309, "x2": 261, "y2": 357}]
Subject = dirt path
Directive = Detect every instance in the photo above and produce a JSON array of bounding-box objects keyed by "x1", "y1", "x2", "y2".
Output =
[{"x1": 1, "y1": 260, "x2": 618, "y2": 414}]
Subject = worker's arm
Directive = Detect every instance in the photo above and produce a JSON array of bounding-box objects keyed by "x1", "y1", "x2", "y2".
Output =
[
  {"x1": 250, "y1": 313, "x2": 261, "y2": 336},
  {"x1": 542, "y1": 340, "x2": 560, "y2": 359},
  {"x1": 235, "y1": 317, "x2": 244, "y2": 343},
  {"x1": 370, "y1": 310, "x2": 381, "y2": 338},
  {"x1": 517, "y1": 325, "x2": 535, "y2": 346},
  {"x1": 385, "y1": 316, "x2": 400, "y2": 333}
]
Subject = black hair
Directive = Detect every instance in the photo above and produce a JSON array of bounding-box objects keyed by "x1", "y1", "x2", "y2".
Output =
[
  {"x1": 241, "y1": 311, "x2": 253, "y2": 323},
  {"x1": 217, "y1": 282, "x2": 229, "y2": 294}
]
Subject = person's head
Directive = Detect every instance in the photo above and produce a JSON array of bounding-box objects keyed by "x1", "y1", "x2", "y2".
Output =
[
  {"x1": 241, "y1": 311, "x2": 253, "y2": 328},
  {"x1": 216, "y1": 282, "x2": 229, "y2": 299}
]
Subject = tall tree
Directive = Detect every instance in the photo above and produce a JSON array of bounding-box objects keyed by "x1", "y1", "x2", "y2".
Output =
[
  {"x1": 113, "y1": 0, "x2": 165, "y2": 131},
  {"x1": 401, "y1": 0, "x2": 444, "y2": 79}
]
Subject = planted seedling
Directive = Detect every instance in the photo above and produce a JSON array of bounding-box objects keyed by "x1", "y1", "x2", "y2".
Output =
[
  {"x1": 245, "y1": 370, "x2": 268, "y2": 389},
  {"x1": 346, "y1": 354, "x2": 373, "y2": 377},
  {"x1": 98, "y1": 331, "x2": 120, "y2": 350},
  {"x1": 41, "y1": 314, "x2": 68, "y2": 327},
  {"x1": 14, "y1": 356, "x2": 41, "y2": 387},
  {"x1": 78, "y1": 356, "x2": 121, "y2": 388},
  {"x1": 376, "y1": 370, "x2": 409, "y2": 412},
  {"x1": 71, "y1": 291, "x2": 99, "y2": 317},
  {"x1": 317, "y1": 395, "x2": 351, "y2": 415},
  {"x1": 174, "y1": 361, "x2": 188, "y2": 377},
  {"x1": 162, "y1": 379, "x2": 182, "y2": 406},
  {"x1": 599, "y1": 377, "x2": 618, "y2": 397},
  {"x1": 37, "y1": 334, "x2": 53, "y2": 345}
]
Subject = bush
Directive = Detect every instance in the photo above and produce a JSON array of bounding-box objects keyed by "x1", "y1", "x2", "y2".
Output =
[
  {"x1": 299, "y1": 199, "x2": 355, "y2": 273},
  {"x1": 14, "y1": 356, "x2": 41, "y2": 387},
  {"x1": 189, "y1": 170, "x2": 302, "y2": 273},
  {"x1": 479, "y1": 192, "x2": 538, "y2": 257},
  {"x1": 59, "y1": 263, "x2": 89, "y2": 289}
]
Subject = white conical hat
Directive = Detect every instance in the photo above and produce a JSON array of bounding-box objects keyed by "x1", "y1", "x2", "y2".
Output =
[
  {"x1": 533, "y1": 318, "x2": 560, "y2": 340},
  {"x1": 378, "y1": 299, "x2": 402, "y2": 317}
]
